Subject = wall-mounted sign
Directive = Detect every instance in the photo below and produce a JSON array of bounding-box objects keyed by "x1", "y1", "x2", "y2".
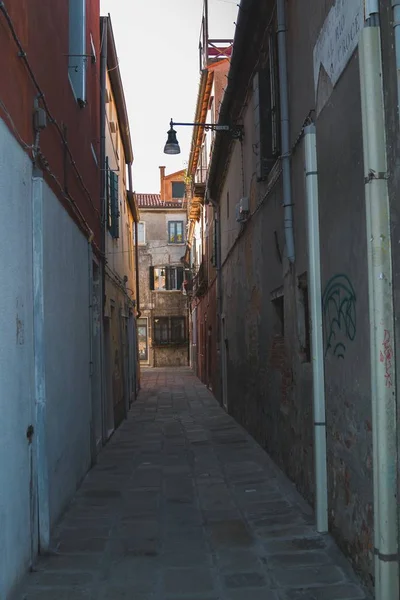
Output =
[{"x1": 313, "y1": 0, "x2": 364, "y2": 95}]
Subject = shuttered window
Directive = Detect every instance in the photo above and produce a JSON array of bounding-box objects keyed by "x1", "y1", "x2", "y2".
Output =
[
  {"x1": 149, "y1": 266, "x2": 184, "y2": 291},
  {"x1": 106, "y1": 157, "x2": 119, "y2": 239},
  {"x1": 254, "y1": 25, "x2": 280, "y2": 180}
]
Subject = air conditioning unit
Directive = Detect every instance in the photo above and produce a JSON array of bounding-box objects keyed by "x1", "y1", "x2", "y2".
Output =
[{"x1": 235, "y1": 196, "x2": 249, "y2": 223}]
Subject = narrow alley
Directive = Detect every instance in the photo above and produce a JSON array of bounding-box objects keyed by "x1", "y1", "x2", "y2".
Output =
[{"x1": 15, "y1": 370, "x2": 368, "y2": 600}]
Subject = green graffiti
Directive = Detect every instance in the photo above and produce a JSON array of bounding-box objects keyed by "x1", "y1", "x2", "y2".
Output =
[{"x1": 322, "y1": 274, "x2": 356, "y2": 359}]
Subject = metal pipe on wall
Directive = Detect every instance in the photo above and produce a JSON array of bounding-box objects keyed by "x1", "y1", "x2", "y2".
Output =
[
  {"x1": 32, "y1": 169, "x2": 50, "y2": 552},
  {"x1": 391, "y1": 0, "x2": 400, "y2": 117},
  {"x1": 304, "y1": 125, "x2": 328, "y2": 534},
  {"x1": 277, "y1": 0, "x2": 295, "y2": 264},
  {"x1": 100, "y1": 17, "x2": 108, "y2": 443},
  {"x1": 359, "y1": 4, "x2": 399, "y2": 598}
]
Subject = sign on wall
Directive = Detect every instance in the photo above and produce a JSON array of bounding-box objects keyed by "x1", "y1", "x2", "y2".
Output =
[{"x1": 313, "y1": 0, "x2": 364, "y2": 96}]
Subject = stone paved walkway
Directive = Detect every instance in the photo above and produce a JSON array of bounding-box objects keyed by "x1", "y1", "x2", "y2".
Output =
[{"x1": 15, "y1": 369, "x2": 369, "y2": 600}]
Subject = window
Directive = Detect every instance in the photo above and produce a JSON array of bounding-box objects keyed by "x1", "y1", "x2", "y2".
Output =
[
  {"x1": 106, "y1": 157, "x2": 119, "y2": 238},
  {"x1": 138, "y1": 318, "x2": 148, "y2": 361},
  {"x1": 127, "y1": 224, "x2": 132, "y2": 268},
  {"x1": 134, "y1": 222, "x2": 146, "y2": 245},
  {"x1": 253, "y1": 24, "x2": 280, "y2": 180},
  {"x1": 168, "y1": 221, "x2": 184, "y2": 243},
  {"x1": 172, "y1": 181, "x2": 185, "y2": 199},
  {"x1": 149, "y1": 266, "x2": 184, "y2": 291},
  {"x1": 227, "y1": 191, "x2": 230, "y2": 219},
  {"x1": 68, "y1": 0, "x2": 86, "y2": 105},
  {"x1": 153, "y1": 316, "x2": 186, "y2": 345}
]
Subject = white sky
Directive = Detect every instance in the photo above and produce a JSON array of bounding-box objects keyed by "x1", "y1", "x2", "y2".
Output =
[{"x1": 100, "y1": 0, "x2": 238, "y2": 193}]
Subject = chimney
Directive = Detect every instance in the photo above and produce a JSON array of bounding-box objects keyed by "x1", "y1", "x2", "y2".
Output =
[{"x1": 159, "y1": 166, "x2": 166, "y2": 202}]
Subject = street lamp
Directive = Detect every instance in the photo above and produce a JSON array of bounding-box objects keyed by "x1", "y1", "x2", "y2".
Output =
[{"x1": 163, "y1": 119, "x2": 242, "y2": 155}]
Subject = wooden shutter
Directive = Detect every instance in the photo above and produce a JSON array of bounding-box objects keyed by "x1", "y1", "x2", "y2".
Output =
[
  {"x1": 177, "y1": 267, "x2": 184, "y2": 290},
  {"x1": 149, "y1": 266, "x2": 155, "y2": 290},
  {"x1": 106, "y1": 157, "x2": 112, "y2": 230}
]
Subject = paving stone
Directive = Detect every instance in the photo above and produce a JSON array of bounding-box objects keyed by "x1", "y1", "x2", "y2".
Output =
[
  {"x1": 14, "y1": 370, "x2": 369, "y2": 600},
  {"x1": 277, "y1": 584, "x2": 368, "y2": 599},
  {"x1": 163, "y1": 568, "x2": 215, "y2": 594},
  {"x1": 267, "y1": 551, "x2": 331, "y2": 568},
  {"x1": 272, "y1": 565, "x2": 345, "y2": 587},
  {"x1": 208, "y1": 520, "x2": 254, "y2": 548},
  {"x1": 223, "y1": 571, "x2": 267, "y2": 588}
]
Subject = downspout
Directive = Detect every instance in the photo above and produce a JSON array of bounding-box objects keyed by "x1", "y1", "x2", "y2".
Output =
[
  {"x1": 127, "y1": 162, "x2": 140, "y2": 395},
  {"x1": 391, "y1": 0, "x2": 400, "y2": 117},
  {"x1": 100, "y1": 17, "x2": 108, "y2": 442},
  {"x1": 32, "y1": 169, "x2": 50, "y2": 552},
  {"x1": 277, "y1": 0, "x2": 295, "y2": 263},
  {"x1": 209, "y1": 197, "x2": 223, "y2": 405},
  {"x1": 128, "y1": 164, "x2": 140, "y2": 319},
  {"x1": 360, "y1": 3, "x2": 399, "y2": 598},
  {"x1": 304, "y1": 125, "x2": 328, "y2": 534}
]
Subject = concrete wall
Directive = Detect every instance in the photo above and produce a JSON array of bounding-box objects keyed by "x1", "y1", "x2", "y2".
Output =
[
  {"x1": 213, "y1": 0, "x2": 374, "y2": 585},
  {"x1": 0, "y1": 118, "x2": 95, "y2": 596},
  {"x1": 0, "y1": 118, "x2": 35, "y2": 598},
  {"x1": 43, "y1": 185, "x2": 92, "y2": 526}
]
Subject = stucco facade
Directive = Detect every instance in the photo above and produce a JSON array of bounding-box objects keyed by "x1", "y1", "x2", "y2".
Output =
[{"x1": 137, "y1": 171, "x2": 189, "y2": 368}]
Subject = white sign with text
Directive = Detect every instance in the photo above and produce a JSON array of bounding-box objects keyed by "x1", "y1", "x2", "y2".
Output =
[{"x1": 313, "y1": 0, "x2": 364, "y2": 94}]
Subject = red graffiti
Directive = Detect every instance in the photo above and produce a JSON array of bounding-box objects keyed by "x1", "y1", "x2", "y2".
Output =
[{"x1": 380, "y1": 329, "x2": 393, "y2": 388}]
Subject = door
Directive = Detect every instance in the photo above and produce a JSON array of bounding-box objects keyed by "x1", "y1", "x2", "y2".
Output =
[{"x1": 221, "y1": 317, "x2": 229, "y2": 410}]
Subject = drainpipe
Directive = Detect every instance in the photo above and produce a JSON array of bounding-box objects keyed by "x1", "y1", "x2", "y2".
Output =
[
  {"x1": 277, "y1": 0, "x2": 295, "y2": 263},
  {"x1": 100, "y1": 17, "x2": 108, "y2": 442},
  {"x1": 209, "y1": 196, "x2": 223, "y2": 405},
  {"x1": 304, "y1": 125, "x2": 328, "y2": 534},
  {"x1": 128, "y1": 164, "x2": 141, "y2": 319},
  {"x1": 32, "y1": 169, "x2": 50, "y2": 551},
  {"x1": 392, "y1": 1, "x2": 400, "y2": 117},
  {"x1": 359, "y1": 3, "x2": 399, "y2": 598}
]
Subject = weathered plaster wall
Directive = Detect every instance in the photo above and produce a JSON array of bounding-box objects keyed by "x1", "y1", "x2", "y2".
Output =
[
  {"x1": 43, "y1": 183, "x2": 92, "y2": 527},
  {"x1": 0, "y1": 119, "x2": 35, "y2": 598},
  {"x1": 216, "y1": 0, "x2": 373, "y2": 584}
]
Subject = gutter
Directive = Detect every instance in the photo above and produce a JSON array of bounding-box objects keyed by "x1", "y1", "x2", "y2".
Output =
[
  {"x1": 106, "y1": 14, "x2": 133, "y2": 164},
  {"x1": 128, "y1": 169, "x2": 141, "y2": 318}
]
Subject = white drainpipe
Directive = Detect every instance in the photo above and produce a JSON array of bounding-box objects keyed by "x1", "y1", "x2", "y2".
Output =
[
  {"x1": 32, "y1": 169, "x2": 50, "y2": 551},
  {"x1": 360, "y1": 3, "x2": 399, "y2": 598},
  {"x1": 304, "y1": 125, "x2": 328, "y2": 533}
]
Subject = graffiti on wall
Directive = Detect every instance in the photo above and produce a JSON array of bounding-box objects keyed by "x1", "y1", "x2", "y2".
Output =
[{"x1": 322, "y1": 274, "x2": 356, "y2": 359}]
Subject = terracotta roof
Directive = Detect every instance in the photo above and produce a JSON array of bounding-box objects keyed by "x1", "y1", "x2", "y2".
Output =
[{"x1": 135, "y1": 193, "x2": 183, "y2": 209}]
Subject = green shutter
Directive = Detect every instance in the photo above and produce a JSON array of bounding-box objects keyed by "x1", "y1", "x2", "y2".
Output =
[
  {"x1": 110, "y1": 171, "x2": 119, "y2": 238},
  {"x1": 106, "y1": 157, "x2": 112, "y2": 230},
  {"x1": 177, "y1": 267, "x2": 184, "y2": 290}
]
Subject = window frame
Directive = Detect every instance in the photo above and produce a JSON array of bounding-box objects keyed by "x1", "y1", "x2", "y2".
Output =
[
  {"x1": 171, "y1": 181, "x2": 185, "y2": 199},
  {"x1": 149, "y1": 266, "x2": 184, "y2": 291},
  {"x1": 168, "y1": 220, "x2": 184, "y2": 244},
  {"x1": 153, "y1": 316, "x2": 187, "y2": 346},
  {"x1": 135, "y1": 221, "x2": 146, "y2": 245},
  {"x1": 253, "y1": 23, "x2": 280, "y2": 181}
]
